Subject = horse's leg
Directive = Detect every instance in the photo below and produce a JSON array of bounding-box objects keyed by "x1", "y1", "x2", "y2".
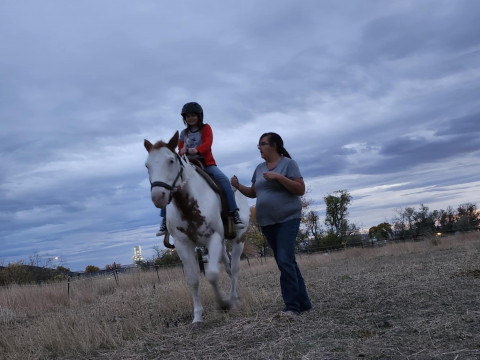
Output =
[
  {"x1": 206, "y1": 232, "x2": 229, "y2": 310},
  {"x1": 220, "y1": 242, "x2": 232, "y2": 277},
  {"x1": 229, "y1": 240, "x2": 245, "y2": 308},
  {"x1": 174, "y1": 239, "x2": 204, "y2": 323}
]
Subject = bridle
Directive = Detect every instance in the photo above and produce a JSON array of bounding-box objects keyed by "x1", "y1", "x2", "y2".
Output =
[{"x1": 150, "y1": 152, "x2": 184, "y2": 204}]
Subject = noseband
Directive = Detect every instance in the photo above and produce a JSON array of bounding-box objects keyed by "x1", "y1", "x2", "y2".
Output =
[{"x1": 150, "y1": 152, "x2": 184, "y2": 203}]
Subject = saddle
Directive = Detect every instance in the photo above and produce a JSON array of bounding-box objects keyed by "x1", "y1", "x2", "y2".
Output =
[{"x1": 187, "y1": 155, "x2": 237, "y2": 239}]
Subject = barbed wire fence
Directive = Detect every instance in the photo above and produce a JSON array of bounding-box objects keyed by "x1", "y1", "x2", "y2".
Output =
[{"x1": 1, "y1": 229, "x2": 476, "y2": 296}]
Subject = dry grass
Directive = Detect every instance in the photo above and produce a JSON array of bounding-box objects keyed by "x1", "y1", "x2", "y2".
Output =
[{"x1": 1, "y1": 233, "x2": 479, "y2": 360}]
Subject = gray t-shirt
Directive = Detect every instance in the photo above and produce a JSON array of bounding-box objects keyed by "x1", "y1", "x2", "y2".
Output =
[
  {"x1": 252, "y1": 156, "x2": 303, "y2": 226},
  {"x1": 179, "y1": 128, "x2": 201, "y2": 149}
]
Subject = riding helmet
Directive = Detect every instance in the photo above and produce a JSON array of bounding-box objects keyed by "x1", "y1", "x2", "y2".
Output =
[{"x1": 181, "y1": 102, "x2": 203, "y2": 121}]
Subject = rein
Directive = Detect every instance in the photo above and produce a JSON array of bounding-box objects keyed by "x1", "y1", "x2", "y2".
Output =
[{"x1": 150, "y1": 152, "x2": 184, "y2": 204}]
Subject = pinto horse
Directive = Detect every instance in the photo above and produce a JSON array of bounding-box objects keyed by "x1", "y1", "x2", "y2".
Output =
[{"x1": 144, "y1": 131, "x2": 249, "y2": 323}]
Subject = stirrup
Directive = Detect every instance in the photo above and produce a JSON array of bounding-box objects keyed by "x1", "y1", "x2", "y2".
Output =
[{"x1": 156, "y1": 229, "x2": 167, "y2": 236}]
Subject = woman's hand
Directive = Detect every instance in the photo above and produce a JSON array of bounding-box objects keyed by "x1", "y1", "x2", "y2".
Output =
[
  {"x1": 231, "y1": 175, "x2": 256, "y2": 198},
  {"x1": 230, "y1": 175, "x2": 240, "y2": 188},
  {"x1": 262, "y1": 171, "x2": 280, "y2": 181},
  {"x1": 264, "y1": 172, "x2": 305, "y2": 196}
]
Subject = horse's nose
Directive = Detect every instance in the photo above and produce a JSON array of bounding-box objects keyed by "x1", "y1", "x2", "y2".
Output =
[{"x1": 151, "y1": 187, "x2": 169, "y2": 208}]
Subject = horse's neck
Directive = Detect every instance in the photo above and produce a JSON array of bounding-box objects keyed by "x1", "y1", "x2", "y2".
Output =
[
  {"x1": 178, "y1": 163, "x2": 213, "y2": 199},
  {"x1": 172, "y1": 165, "x2": 219, "y2": 220}
]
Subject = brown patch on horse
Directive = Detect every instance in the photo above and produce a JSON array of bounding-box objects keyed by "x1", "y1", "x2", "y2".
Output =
[
  {"x1": 151, "y1": 140, "x2": 168, "y2": 150},
  {"x1": 173, "y1": 191, "x2": 211, "y2": 243},
  {"x1": 167, "y1": 131, "x2": 179, "y2": 152},
  {"x1": 144, "y1": 139, "x2": 167, "y2": 152},
  {"x1": 144, "y1": 139, "x2": 153, "y2": 152},
  {"x1": 191, "y1": 165, "x2": 234, "y2": 238},
  {"x1": 144, "y1": 131, "x2": 179, "y2": 153}
]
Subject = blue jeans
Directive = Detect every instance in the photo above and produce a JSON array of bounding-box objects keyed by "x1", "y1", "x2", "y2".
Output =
[
  {"x1": 205, "y1": 165, "x2": 238, "y2": 213},
  {"x1": 160, "y1": 165, "x2": 238, "y2": 219},
  {"x1": 261, "y1": 219, "x2": 311, "y2": 313}
]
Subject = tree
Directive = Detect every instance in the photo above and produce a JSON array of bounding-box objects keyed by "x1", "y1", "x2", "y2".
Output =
[
  {"x1": 56, "y1": 265, "x2": 70, "y2": 273},
  {"x1": 305, "y1": 210, "x2": 322, "y2": 239},
  {"x1": 244, "y1": 206, "x2": 268, "y2": 257},
  {"x1": 152, "y1": 245, "x2": 163, "y2": 260},
  {"x1": 393, "y1": 207, "x2": 419, "y2": 240},
  {"x1": 415, "y1": 204, "x2": 436, "y2": 237},
  {"x1": 105, "y1": 263, "x2": 121, "y2": 270},
  {"x1": 369, "y1": 222, "x2": 393, "y2": 240},
  {"x1": 299, "y1": 210, "x2": 324, "y2": 252},
  {"x1": 324, "y1": 190, "x2": 351, "y2": 234},
  {"x1": 456, "y1": 203, "x2": 479, "y2": 231},
  {"x1": 0, "y1": 262, "x2": 32, "y2": 285},
  {"x1": 297, "y1": 195, "x2": 312, "y2": 251},
  {"x1": 393, "y1": 205, "x2": 439, "y2": 240},
  {"x1": 438, "y1": 206, "x2": 456, "y2": 233},
  {"x1": 154, "y1": 249, "x2": 180, "y2": 266},
  {"x1": 324, "y1": 190, "x2": 356, "y2": 247},
  {"x1": 84, "y1": 265, "x2": 100, "y2": 273}
]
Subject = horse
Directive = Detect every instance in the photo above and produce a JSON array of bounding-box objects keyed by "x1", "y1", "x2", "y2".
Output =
[{"x1": 144, "y1": 131, "x2": 249, "y2": 323}]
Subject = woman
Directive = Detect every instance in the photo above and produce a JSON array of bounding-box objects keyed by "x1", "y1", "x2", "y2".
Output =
[{"x1": 231, "y1": 132, "x2": 311, "y2": 315}]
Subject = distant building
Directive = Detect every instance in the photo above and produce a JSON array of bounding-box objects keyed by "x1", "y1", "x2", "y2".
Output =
[{"x1": 133, "y1": 246, "x2": 145, "y2": 267}]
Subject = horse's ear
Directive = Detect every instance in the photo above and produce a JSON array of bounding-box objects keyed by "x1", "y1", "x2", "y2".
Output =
[
  {"x1": 144, "y1": 139, "x2": 153, "y2": 152},
  {"x1": 167, "y1": 131, "x2": 179, "y2": 152}
]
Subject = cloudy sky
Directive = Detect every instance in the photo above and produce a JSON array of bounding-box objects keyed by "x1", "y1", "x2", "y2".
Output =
[{"x1": 1, "y1": 0, "x2": 479, "y2": 271}]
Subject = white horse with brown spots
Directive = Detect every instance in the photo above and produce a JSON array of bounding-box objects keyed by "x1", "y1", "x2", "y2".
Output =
[{"x1": 144, "y1": 131, "x2": 249, "y2": 323}]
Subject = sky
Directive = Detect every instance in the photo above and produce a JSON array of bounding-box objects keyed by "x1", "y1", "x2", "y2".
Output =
[{"x1": 1, "y1": 0, "x2": 479, "y2": 271}]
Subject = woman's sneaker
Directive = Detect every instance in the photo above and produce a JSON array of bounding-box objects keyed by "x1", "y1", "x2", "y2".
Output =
[
  {"x1": 156, "y1": 218, "x2": 167, "y2": 236},
  {"x1": 280, "y1": 310, "x2": 300, "y2": 317}
]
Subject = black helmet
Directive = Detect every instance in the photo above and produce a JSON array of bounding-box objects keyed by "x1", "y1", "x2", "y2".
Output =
[{"x1": 181, "y1": 102, "x2": 203, "y2": 119}]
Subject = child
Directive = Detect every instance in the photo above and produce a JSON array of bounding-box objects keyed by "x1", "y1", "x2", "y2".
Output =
[{"x1": 157, "y1": 102, "x2": 244, "y2": 236}]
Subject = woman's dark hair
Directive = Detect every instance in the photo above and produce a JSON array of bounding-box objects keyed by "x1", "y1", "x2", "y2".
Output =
[{"x1": 260, "y1": 132, "x2": 292, "y2": 158}]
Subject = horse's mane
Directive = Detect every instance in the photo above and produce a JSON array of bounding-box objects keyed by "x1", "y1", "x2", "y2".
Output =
[{"x1": 151, "y1": 141, "x2": 168, "y2": 150}]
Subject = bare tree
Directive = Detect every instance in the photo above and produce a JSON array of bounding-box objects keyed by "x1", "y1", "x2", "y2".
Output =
[{"x1": 244, "y1": 206, "x2": 268, "y2": 257}]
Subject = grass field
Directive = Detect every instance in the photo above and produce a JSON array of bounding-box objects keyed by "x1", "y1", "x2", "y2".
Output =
[{"x1": 1, "y1": 232, "x2": 479, "y2": 359}]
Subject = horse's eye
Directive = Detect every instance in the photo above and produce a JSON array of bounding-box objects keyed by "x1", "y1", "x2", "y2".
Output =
[{"x1": 169, "y1": 159, "x2": 174, "y2": 164}]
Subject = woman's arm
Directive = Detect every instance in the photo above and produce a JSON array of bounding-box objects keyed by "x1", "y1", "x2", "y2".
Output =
[
  {"x1": 263, "y1": 172, "x2": 305, "y2": 196},
  {"x1": 231, "y1": 175, "x2": 256, "y2": 198}
]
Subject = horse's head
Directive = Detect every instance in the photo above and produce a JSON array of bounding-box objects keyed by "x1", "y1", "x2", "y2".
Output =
[{"x1": 144, "y1": 131, "x2": 183, "y2": 209}]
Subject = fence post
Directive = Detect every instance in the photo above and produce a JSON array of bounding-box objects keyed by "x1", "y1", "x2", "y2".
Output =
[{"x1": 155, "y1": 265, "x2": 160, "y2": 282}]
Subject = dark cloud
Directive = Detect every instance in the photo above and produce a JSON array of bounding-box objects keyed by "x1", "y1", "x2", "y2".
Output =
[
  {"x1": 357, "y1": 1, "x2": 480, "y2": 62},
  {"x1": 436, "y1": 112, "x2": 480, "y2": 136}
]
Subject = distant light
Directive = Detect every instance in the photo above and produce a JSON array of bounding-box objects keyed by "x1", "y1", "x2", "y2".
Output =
[
  {"x1": 436, "y1": 232, "x2": 442, "y2": 236},
  {"x1": 54, "y1": 256, "x2": 59, "y2": 260}
]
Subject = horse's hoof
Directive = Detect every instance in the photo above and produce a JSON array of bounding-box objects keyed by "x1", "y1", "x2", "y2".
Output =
[
  {"x1": 191, "y1": 321, "x2": 203, "y2": 328},
  {"x1": 230, "y1": 300, "x2": 241, "y2": 310},
  {"x1": 218, "y1": 301, "x2": 231, "y2": 311}
]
